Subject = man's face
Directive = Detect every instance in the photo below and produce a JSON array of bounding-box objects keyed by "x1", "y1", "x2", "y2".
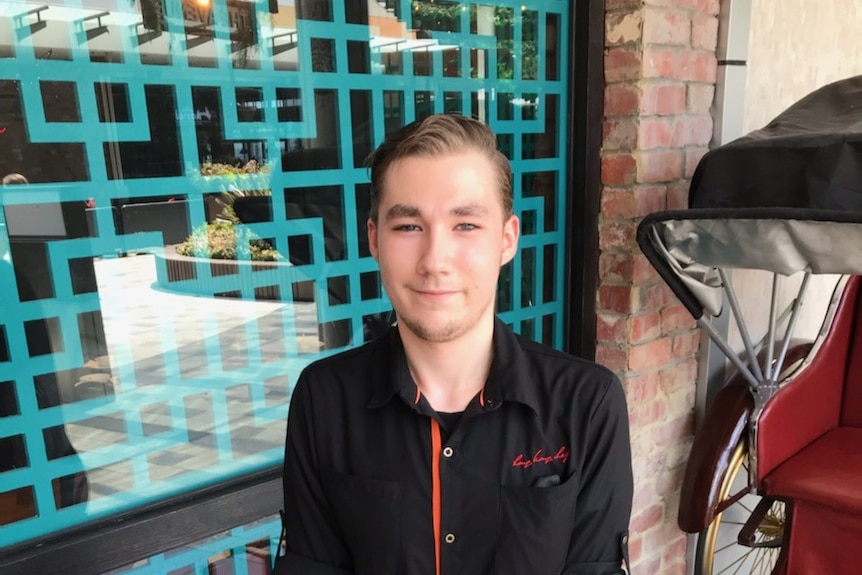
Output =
[{"x1": 368, "y1": 151, "x2": 519, "y2": 344}]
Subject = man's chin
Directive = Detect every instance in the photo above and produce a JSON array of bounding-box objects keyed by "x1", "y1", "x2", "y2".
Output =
[{"x1": 398, "y1": 318, "x2": 466, "y2": 344}]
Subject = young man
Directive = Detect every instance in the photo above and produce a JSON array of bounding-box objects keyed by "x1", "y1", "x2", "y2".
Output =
[{"x1": 279, "y1": 114, "x2": 633, "y2": 575}]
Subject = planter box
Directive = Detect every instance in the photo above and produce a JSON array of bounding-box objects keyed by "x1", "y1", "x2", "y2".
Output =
[{"x1": 154, "y1": 246, "x2": 314, "y2": 302}]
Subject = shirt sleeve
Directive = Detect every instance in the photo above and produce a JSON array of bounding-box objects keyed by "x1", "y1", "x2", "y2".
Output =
[
  {"x1": 562, "y1": 372, "x2": 633, "y2": 575},
  {"x1": 281, "y1": 372, "x2": 354, "y2": 574}
]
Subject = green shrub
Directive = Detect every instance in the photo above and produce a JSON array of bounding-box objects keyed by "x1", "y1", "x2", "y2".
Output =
[
  {"x1": 197, "y1": 160, "x2": 271, "y2": 224},
  {"x1": 176, "y1": 222, "x2": 281, "y2": 262}
]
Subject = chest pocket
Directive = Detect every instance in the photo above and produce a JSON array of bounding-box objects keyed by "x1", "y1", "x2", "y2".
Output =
[
  {"x1": 495, "y1": 473, "x2": 579, "y2": 575},
  {"x1": 322, "y1": 467, "x2": 402, "y2": 575}
]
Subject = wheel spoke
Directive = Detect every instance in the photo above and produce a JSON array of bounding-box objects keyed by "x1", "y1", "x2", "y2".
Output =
[{"x1": 696, "y1": 440, "x2": 783, "y2": 575}]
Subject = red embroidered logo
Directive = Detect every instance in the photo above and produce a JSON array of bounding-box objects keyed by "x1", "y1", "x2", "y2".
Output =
[{"x1": 512, "y1": 446, "x2": 570, "y2": 468}]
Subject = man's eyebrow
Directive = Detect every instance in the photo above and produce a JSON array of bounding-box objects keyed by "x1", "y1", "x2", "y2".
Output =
[
  {"x1": 383, "y1": 203, "x2": 490, "y2": 221},
  {"x1": 384, "y1": 204, "x2": 421, "y2": 221},
  {"x1": 451, "y1": 204, "x2": 489, "y2": 217}
]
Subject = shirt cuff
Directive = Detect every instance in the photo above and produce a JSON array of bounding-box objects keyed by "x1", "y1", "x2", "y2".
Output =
[{"x1": 272, "y1": 550, "x2": 353, "y2": 575}]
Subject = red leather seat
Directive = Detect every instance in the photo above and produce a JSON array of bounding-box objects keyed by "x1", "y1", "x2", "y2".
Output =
[
  {"x1": 756, "y1": 276, "x2": 862, "y2": 573},
  {"x1": 762, "y1": 427, "x2": 862, "y2": 514}
]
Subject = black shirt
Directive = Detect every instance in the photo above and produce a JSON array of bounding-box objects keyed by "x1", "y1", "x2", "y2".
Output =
[{"x1": 280, "y1": 319, "x2": 633, "y2": 575}]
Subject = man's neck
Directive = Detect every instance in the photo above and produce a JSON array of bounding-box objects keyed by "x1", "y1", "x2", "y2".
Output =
[{"x1": 398, "y1": 319, "x2": 495, "y2": 413}]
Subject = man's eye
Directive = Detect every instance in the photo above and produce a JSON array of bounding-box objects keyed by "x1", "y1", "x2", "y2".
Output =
[
  {"x1": 456, "y1": 223, "x2": 478, "y2": 231},
  {"x1": 394, "y1": 224, "x2": 420, "y2": 232}
]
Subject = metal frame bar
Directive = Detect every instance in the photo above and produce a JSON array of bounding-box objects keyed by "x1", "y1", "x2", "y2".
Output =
[{"x1": 719, "y1": 267, "x2": 764, "y2": 382}]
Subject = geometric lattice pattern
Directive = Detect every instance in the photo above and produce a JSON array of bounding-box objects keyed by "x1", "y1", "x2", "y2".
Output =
[
  {"x1": 103, "y1": 515, "x2": 281, "y2": 575},
  {"x1": 0, "y1": 0, "x2": 569, "y2": 553}
]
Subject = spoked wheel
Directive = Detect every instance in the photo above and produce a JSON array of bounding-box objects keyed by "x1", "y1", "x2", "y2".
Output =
[{"x1": 695, "y1": 439, "x2": 786, "y2": 575}]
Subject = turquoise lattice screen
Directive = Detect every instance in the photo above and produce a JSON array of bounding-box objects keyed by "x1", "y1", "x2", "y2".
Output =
[{"x1": 0, "y1": 0, "x2": 570, "y2": 551}]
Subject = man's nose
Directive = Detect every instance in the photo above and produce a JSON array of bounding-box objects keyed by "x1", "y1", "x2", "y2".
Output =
[{"x1": 417, "y1": 228, "x2": 453, "y2": 274}]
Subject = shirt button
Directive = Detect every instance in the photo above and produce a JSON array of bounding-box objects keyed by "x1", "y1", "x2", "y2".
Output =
[
  {"x1": 442, "y1": 446, "x2": 454, "y2": 458},
  {"x1": 444, "y1": 533, "x2": 456, "y2": 544}
]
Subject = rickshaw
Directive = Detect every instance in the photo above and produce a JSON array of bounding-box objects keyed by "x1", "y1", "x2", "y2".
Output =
[{"x1": 637, "y1": 75, "x2": 862, "y2": 575}]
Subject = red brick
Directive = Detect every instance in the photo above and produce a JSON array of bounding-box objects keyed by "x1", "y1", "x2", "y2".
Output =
[
  {"x1": 691, "y1": 13, "x2": 718, "y2": 50},
  {"x1": 629, "y1": 397, "x2": 671, "y2": 429},
  {"x1": 685, "y1": 147, "x2": 709, "y2": 177},
  {"x1": 630, "y1": 337, "x2": 673, "y2": 370},
  {"x1": 660, "y1": 359, "x2": 698, "y2": 393},
  {"x1": 603, "y1": 118, "x2": 639, "y2": 150},
  {"x1": 673, "y1": 115, "x2": 713, "y2": 147},
  {"x1": 605, "y1": 82, "x2": 641, "y2": 116},
  {"x1": 635, "y1": 281, "x2": 674, "y2": 313},
  {"x1": 602, "y1": 153, "x2": 638, "y2": 185},
  {"x1": 647, "y1": 0, "x2": 720, "y2": 15},
  {"x1": 634, "y1": 253, "x2": 658, "y2": 283},
  {"x1": 632, "y1": 479, "x2": 657, "y2": 511},
  {"x1": 600, "y1": 220, "x2": 636, "y2": 250},
  {"x1": 667, "y1": 180, "x2": 690, "y2": 209},
  {"x1": 687, "y1": 83, "x2": 715, "y2": 114},
  {"x1": 599, "y1": 284, "x2": 634, "y2": 313},
  {"x1": 643, "y1": 48, "x2": 717, "y2": 82},
  {"x1": 661, "y1": 303, "x2": 697, "y2": 332},
  {"x1": 659, "y1": 556, "x2": 687, "y2": 575},
  {"x1": 631, "y1": 503, "x2": 665, "y2": 533},
  {"x1": 686, "y1": 50, "x2": 718, "y2": 83},
  {"x1": 635, "y1": 184, "x2": 667, "y2": 215},
  {"x1": 672, "y1": 329, "x2": 700, "y2": 358},
  {"x1": 601, "y1": 187, "x2": 637, "y2": 219},
  {"x1": 599, "y1": 252, "x2": 634, "y2": 283},
  {"x1": 605, "y1": 47, "x2": 642, "y2": 83},
  {"x1": 635, "y1": 554, "x2": 662, "y2": 575},
  {"x1": 597, "y1": 313, "x2": 632, "y2": 343},
  {"x1": 641, "y1": 82, "x2": 687, "y2": 115},
  {"x1": 631, "y1": 448, "x2": 666, "y2": 482},
  {"x1": 643, "y1": 523, "x2": 686, "y2": 562},
  {"x1": 639, "y1": 117, "x2": 674, "y2": 149},
  {"x1": 632, "y1": 311, "x2": 662, "y2": 343},
  {"x1": 595, "y1": 344, "x2": 628, "y2": 373},
  {"x1": 642, "y1": 7, "x2": 690, "y2": 46},
  {"x1": 655, "y1": 415, "x2": 694, "y2": 447},
  {"x1": 626, "y1": 371, "x2": 661, "y2": 402},
  {"x1": 662, "y1": 535, "x2": 687, "y2": 564},
  {"x1": 638, "y1": 150, "x2": 683, "y2": 183},
  {"x1": 628, "y1": 532, "x2": 644, "y2": 564}
]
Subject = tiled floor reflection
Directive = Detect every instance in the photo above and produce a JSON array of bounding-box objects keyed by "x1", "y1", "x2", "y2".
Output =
[
  {"x1": 61, "y1": 253, "x2": 320, "y2": 508},
  {"x1": 102, "y1": 514, "x2": 280, "y2": 575}
]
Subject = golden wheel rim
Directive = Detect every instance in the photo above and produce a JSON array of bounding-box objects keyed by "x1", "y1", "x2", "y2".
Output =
[{"x1": 696, "y1": 440, "x2": 785, "y2": 575}]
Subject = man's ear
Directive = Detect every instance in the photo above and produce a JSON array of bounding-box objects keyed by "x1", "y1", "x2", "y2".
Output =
[
  {"x1": 367, "y1": 218, "x2": 379, "y2": 261},
  {"x1": 500, "y1": 214, "x2": 519, "y2": 266}
]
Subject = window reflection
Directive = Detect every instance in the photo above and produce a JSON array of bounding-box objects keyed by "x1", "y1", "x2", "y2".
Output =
[{"x1": 0, "y1": 0, "x2": 569, "y2": 552}]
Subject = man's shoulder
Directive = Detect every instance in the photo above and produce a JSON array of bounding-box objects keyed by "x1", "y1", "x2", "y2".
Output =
[
  {"x1": 507, "y1": 331, "x2": 623, "y2": 418},
  {"x1": 297, "y1": 333, "x2": 390, "y2": 392},
  {"x1": 297, "y1": 335, "x2": 389, "y2": 403},
  {"x1": 514, "y1": 332, "x2": 617, "y2": 385}
]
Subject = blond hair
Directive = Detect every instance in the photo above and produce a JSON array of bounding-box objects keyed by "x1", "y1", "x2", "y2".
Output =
[{"x1": 366, "y1": 114, "x2": 512, "y2": 222}]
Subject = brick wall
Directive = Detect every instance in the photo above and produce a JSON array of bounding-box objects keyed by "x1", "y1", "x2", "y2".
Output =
[{"x1": 600, "y1": 0, "x2": 719, "y2": 573}]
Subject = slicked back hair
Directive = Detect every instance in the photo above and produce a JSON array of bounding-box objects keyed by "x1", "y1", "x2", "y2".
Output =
[{"x1": 366, "y1": 114, "x2": 513, "y2": 223}]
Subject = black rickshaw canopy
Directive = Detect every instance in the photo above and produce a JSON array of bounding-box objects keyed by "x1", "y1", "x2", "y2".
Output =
[{"x1": 638, "y1": 75, "x2": 862, "y2": 320}]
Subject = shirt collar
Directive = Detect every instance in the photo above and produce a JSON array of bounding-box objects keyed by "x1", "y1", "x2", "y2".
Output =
[{"x1": 366, "y1": 318, "x2": 541, "y2": 415}]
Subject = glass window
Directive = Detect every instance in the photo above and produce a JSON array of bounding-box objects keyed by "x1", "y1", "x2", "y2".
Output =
[{"x1": 0, "y1": 0, "x2": 569, "y2": 551}]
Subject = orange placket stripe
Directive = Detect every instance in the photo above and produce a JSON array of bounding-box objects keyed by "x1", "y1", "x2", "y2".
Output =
[
  {"x1": 479, "y1": 387, "x2": 485, "y2": 407},
  {"x1": 430, "y1": 419, "x2": 442, "y2": 575}
]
